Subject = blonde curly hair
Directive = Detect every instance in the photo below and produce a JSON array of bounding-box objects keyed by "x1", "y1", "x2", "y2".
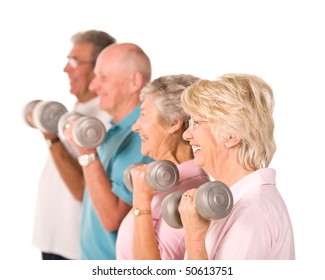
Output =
[{"x1": 181, "y1": 73, "x2": 276, "y2": 170}]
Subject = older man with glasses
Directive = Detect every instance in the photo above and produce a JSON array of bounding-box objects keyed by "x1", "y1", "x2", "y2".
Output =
[{"x1": 32, "y1": 30, "x2": 116, "y2": 260}]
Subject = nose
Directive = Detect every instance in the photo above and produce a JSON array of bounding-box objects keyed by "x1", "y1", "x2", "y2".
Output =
[
  {"x1": 182, "y1": 126, "x2": 192, "y2": 141},
  {"x1": 89, "y1": 76, "x2": 99, "y2": 93},
  {"x1": 132, "y1": 118, "x2": 141, "y2": 132},
  {"x1": 63, "y1": 62, "x2": 71, "y2": 73}
]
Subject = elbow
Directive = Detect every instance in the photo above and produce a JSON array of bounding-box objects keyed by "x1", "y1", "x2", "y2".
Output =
[
  {"x1": 101, "y1": 216, "x2": 121, "y2": 232},
  {"x1": 102, "y1": 220, "x2": 120, "y2": 232},
  {"x1": 71, "y1": 183, "x2": 85, "y2": 202},
  {"x1": 98, "y1": 200, "x2": 131, "y2": 232},
  {"x1": 73, "y1": 190, "x2": 84, "y2": 202}
]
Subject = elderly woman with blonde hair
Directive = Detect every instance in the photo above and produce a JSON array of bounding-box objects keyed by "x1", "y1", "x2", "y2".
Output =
[{"x1": 178, "y1": 73, "x2": 295, "y2": 260}]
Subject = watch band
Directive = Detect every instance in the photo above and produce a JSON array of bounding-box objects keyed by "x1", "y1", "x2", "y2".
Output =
[
  {"x1": 46, "y1": 137, "x2": 60, "y2": 148},
  {"x1": 133, "y1": 208, "x2": 152, "y2": 216},
  {"x1": 78, "y1": 152, "x2": 98, "y2": 167}
]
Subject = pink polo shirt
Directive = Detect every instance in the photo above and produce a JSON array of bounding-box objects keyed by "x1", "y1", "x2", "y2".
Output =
[
  {"x1": 116, "y1": 160, "x2": 210, "y2": 260},
  {"x1": 198, "y1": 168, "x2": 295, "y2": 260}
]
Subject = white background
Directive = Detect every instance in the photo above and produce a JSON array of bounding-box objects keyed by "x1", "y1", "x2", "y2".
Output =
[{"x1": 1, "y1": 0, "x2": 324, "y2": 279}]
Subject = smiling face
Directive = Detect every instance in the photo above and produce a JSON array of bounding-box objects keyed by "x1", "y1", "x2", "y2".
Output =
[
  {"x1": 89, "y1": 50, "x2": 132, "y2": 114},
  {"x1": 89, "y1": 44, "x2": 150, "y2": 122},
  {"x1": 132, "y1": 95, "x2": 171, "y2": 160},
  {"x1": 63, "y1": 43, "x2": 96, "y2": 102},
  {"x1": 183, "y1": 118, "x2": 226, "y2": 177}
]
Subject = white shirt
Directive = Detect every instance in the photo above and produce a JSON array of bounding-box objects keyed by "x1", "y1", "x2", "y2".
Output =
[{"x1": 32, "y1": 97, "x2": 111, "y2": 259}]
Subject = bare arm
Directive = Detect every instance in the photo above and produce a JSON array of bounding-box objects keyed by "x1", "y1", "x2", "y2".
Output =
[
  {"x1": 131, "y1": 165, "x2": 161, "y2": 259},
  {"x1": 43, "y1": 133, "x2": 85, "y2": 201},
  {"x1": 82, "y1": 156, "x2": 132, "y2": 231},
  {"x1": 133, "y1": 213, "x2": 160, "y2": 259},
  {"x1": 62, "y1": 119, "x2": 131, "y2": 231}
]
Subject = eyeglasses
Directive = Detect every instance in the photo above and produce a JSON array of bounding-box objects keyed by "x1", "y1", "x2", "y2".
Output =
[
  {"x1": 67, "y1": 57, "x2": 93, "y2": 69},
  {"x1": 188, "y1": 119, "x2": 209, "y2": 129}
]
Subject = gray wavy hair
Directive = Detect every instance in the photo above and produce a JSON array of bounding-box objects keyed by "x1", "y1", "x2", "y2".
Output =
[
  {"x1": 71, "y1": 30, "x2": 116, "y2": 67},
  {"x1": 140, "y1": 74, "x2": 200, "y2": 130}
]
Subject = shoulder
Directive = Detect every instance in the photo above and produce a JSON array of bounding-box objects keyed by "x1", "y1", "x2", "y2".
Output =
[{"x1": 178, "y1": 160, "x2": 210, "y2": 182}]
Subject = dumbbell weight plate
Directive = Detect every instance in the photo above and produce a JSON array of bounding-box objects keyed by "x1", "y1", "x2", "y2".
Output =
[
  {"x1": 57, "y1": 112, "x2": 83, "y2": 140},
  {"x1": 161, "y1": 192, "x2": 183, "y2": 229},
  {"x1": 22, "y1": 99, "x2": 41, "y2": 128},
  {"x1": 32, "y1": 101, "x2": 68, "y2": 133},
  {"x1": 123, "y1": 163, "x2": 143, "y2": 192},
  {"x1": 73, "y1": 116, "x2": 106, "y2": 148},
  {"x1": 195, "y1": 181, "x2": 233, "y2": 220},
  {"x1": 146, "y1": 160, "x2": 180, "y2": 192}
]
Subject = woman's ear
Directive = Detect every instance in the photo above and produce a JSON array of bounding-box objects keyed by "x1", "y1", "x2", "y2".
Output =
[
  {"x1": 225, "y1": 136, "x2": 241, "y2": 148},
  {"x1": 168, "y1": 119, "x2": 183, "y2": 134}
]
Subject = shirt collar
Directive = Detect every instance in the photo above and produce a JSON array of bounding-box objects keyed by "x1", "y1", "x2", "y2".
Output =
[
  {"x1": 178, "y1": 160, "x2": 210, "y2": 182},
  {"x1": 230, "y1": 168, "x2": 276, "y2": 205},
  {"x1": 110, "y1": 105, "x2": 141, "y2": 130}
]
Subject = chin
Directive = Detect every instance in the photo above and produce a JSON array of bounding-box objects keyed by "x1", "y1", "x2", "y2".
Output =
[
  {"x1": 140, "y1": 147, "x2": 149, "y2": 157},
  {"x1": 193, "y1": 156, "x2": 204, "y2": 168},
  {"x1": 99, "y1": 102, "x2": 106, "y2": 111}
]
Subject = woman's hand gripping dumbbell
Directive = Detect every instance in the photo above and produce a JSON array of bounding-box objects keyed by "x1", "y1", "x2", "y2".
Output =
[
  {"x1": 23, "y1": 99, "x2": 68, "y2": 134},
  {"x1": 161, "y1": 181, "x2": 233, "y2": 229},
  {"x1": 123, "y1": 160, "x2": 180, "y2": 192},
  {"x1": 58, "y1": 111, "x2": 106, "y2": 149}
]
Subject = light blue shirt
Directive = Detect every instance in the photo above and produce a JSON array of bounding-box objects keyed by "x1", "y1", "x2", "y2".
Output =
[{"x1": 80, "y1": 105, "x2": 153, "y2": 260}]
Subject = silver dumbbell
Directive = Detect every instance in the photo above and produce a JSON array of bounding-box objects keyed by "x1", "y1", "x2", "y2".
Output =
[
  {"x1": 123, "y1": 160, "x2": 180, "y2": 192},
  {"x1": 162, "y1": 181, "x2": 233, "y2": 229},
  {"x1": 58, "y1": 111, "x2": 106, "y2": 149},
  {"x1": 22, "y1": 100, "x2": 68, "y2": 133}
]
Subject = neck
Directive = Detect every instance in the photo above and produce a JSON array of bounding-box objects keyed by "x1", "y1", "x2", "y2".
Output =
[
  {"x1": 157, "y1": 139, "x2": 193, "y2": 166},
  {"x1": 111, "y1": 96, "x2": 140, "y2": 123},
  {"x1": 216, "y1": 163, "x2": 253, "y2": 188},
  {"x1": 77, "y1": 91, "x2": 97, "y2": 103},
  {"x1": 209, "y1": 149, "x2": 253, "y2": 187}
]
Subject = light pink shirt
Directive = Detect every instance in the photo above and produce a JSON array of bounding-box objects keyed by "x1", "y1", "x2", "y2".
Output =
[
  {"x1": 116, "y1": 160, "x2": 210, "y2": 260},
  {"x1": 200, "y1": 168, "x2": 295, "y2": 260}
]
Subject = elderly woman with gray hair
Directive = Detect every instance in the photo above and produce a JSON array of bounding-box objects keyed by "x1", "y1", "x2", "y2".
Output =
[
  {"x1": 116, "y1": 74, "x2": 210, "y2": 260},
  {"x1": 178, "y1": 73, "x2": 295, "y2": 260}
]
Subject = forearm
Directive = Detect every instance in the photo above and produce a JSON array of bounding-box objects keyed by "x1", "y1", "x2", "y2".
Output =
[
  {"x1": 184, "y1": 238, "x2": 208, "y2": 260},
  {"x1": 83, "y1": 159, "x2": 131, "y2": 231},
  {"x1": 133, "y1": 212, "x2": 161, "y2": 260},
  {"x1": 131, "y1": 174, "x2": 160, "y2": 260},
  {"x1": 50, "y1": 141, "x2": 85, "y2": 201}
]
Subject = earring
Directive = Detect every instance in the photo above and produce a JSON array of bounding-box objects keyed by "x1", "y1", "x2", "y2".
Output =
[{"x1": 225, "y1": 143, "x2": 229, "y2": 148}]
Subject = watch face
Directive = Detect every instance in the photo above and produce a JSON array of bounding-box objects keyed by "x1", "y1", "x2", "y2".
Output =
[
  {"x1": 78, "y1": 153, "x2": 97, "y2": 166},
  {"x1": 133, "y1": 208, "x2": 151, "y2": 216},
  {"x1": 78, "y1": 154, "x2": 90, "y2": 166},
  {"x1": 46, "y1": 139, "x2": 52, "y2": 147},
  {"x1": 46, "y1": 138, "x2": 60, "y2": 148}
]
